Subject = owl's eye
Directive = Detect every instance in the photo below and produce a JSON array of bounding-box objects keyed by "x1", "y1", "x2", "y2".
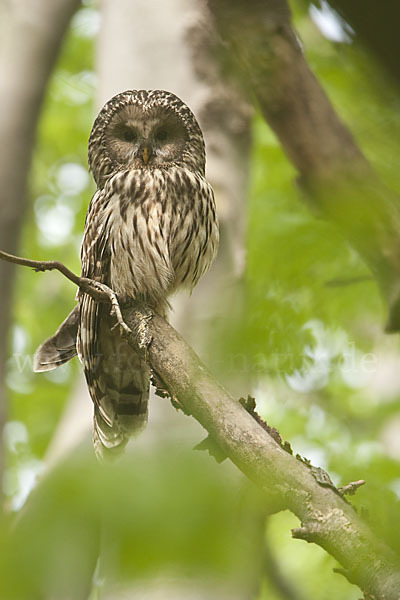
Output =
[
  {"x1": 155, "y1": 129, "x2": 168, "y2": 142},
  {"x1": 123, "y1": 129, "x2": 137, "y2": 143}
]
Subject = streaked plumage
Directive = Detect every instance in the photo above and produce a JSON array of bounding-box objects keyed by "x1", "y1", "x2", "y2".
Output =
[{"x1": 34, "y1": 90, "x2": 219, "y2": 458}]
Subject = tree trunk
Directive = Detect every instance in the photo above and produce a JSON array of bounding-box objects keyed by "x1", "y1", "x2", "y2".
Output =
[
  {"x1": 97, "y1": 0, "x2": 251, "y2": 352},
  {"x1": 94, "y1": 0, "x2": 255, "y2": 596},
  {"x1": 0, "y1": 0, "x2": 81, "y2": 503}
]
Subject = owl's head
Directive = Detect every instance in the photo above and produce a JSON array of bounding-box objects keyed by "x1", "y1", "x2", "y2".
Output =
[{"x1": 88, "y1": 90, "x2": 206, "y2": 186}]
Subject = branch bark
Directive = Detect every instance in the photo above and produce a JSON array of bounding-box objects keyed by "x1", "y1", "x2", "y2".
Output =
[
  {"x1": 207, "y1": 0, "x2": 400, "y2": 331},
  {"x1": 2, "y1": 250, "x2": 399, "y2": 598}
]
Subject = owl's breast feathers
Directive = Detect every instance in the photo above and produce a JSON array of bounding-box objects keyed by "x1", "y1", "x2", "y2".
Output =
[{"x1": 95, "y1": 166, "x2": 219, "y2": 306}]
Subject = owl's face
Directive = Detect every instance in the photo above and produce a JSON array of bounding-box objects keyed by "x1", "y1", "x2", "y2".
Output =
[
  {"x1": 89, "y1": 90, "x2": 206, "y2": 186},
  {"x1": 105, "y1": 103, "x2": 189, "y2": 169}
]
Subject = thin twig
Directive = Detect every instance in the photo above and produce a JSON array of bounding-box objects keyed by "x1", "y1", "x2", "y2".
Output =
[
  {"x1": 338, "y1": 479, "x2": 366, "y2": 497},
  {"x1": 0, "y1": 249, "x2": 131, "y2": 332},
  {"x1": 0, "y1": 249, "x2": 81, "y2": 285}
]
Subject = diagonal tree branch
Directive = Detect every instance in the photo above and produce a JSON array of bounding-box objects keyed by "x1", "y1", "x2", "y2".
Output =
[
  {"x1": 207, "y1": 0, "x2": 400, "y2": 332},
  {"x1": 1, "y1": 249, "x2": 400, "y2": 599},
  {"x1": 124, "y1": 305, "x2": 400, "y2": 599}
]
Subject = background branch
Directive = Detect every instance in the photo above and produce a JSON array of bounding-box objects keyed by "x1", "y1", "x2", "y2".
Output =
[
  {"x1": 207, "y1": 0, "x2": 400, "y2": 331},
  {"x1": 327, "y1": 0, "x2": 400, "y2": 87}
]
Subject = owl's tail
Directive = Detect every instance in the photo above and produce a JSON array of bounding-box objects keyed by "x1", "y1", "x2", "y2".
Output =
[
  {"x1": 79, "y1": 301, "x2": 150, "y2": 460},
  {"x1": 91, "y1": 344, "x2": 150, "y2": 460}
]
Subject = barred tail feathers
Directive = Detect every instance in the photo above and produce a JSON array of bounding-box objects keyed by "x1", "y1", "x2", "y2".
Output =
[
  {"x1": 92, "y1": 350, "x2": 150, "y2": 459},
  {"x1": 79, "y1": 297, "x2": 150, "y2": 459}
]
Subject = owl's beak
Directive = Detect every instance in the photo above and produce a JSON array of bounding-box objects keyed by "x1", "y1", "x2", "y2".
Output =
[{"x1": 141, "y1": 147, "x2": 151, "y2": 164}]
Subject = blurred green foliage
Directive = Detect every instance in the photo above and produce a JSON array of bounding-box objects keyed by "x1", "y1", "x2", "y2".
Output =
[
  {"x1": 3, "y1": 1, "x2": 400, "y2": 598},
  {"x1": 1, "y1": 446, "x2": 264, "y2": 599}
]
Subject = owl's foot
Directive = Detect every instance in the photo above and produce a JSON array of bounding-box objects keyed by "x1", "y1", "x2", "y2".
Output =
[{"x1": 91, "y1": 281, "x2": 132, "y2": 336}]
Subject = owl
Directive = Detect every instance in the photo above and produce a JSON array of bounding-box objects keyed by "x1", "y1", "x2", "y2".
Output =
[{"x1": 34, "y1": 90, "x2": 219, "y2": 458}]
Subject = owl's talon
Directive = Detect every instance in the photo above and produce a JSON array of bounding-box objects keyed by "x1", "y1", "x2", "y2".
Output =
[{"x1": 90, "y1": 280, "x2": 132, "y2": 335}]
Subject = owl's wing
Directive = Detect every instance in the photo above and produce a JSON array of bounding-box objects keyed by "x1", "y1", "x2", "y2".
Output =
[
  {"x1": 33, "y1": 192, "x2": 106, "y2": 374},
  {"x1": 33, "y1": 306, "x2": 79, "y2": 372},
  {"x1": 78, "y1": 189, "x2": 149, "y2": 459},
  {"x1": 78, "y1": 189, "x2": 110, "y2": 381},
  {"x1": 78, "y1": 189, "x2": 117, "y2": 449}
]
